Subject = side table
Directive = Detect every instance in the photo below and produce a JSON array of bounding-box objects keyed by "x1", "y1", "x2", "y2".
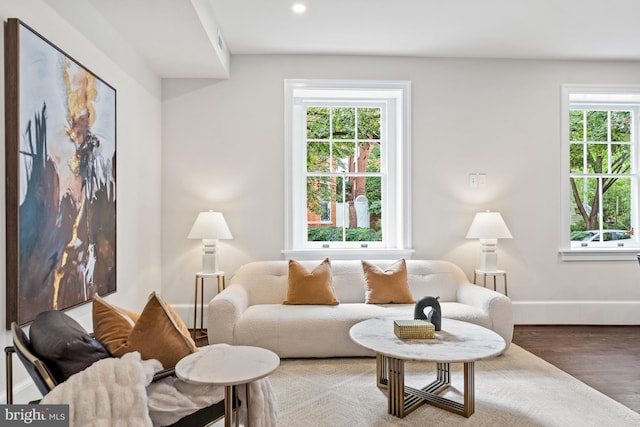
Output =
[
  {"x1": 193, "y1": 271, "x2": 226, "y2": 340},
  {"x1": 473, "y1": 269, "x2": 507, "y2": 296},
  {"x1": 175, "y1": 345, "x2": 280, "y2": 427}
]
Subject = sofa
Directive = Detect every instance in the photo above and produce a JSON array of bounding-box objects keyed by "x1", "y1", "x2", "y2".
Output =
[{"x1": 207, "y1": 259, "x2": 513, "y2": 358}]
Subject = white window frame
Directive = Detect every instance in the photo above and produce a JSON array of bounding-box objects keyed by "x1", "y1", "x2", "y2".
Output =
[
  {"x1": 283, "y1": 79, "x2": 413, "y2": 260},
  {"x1": 560, "y1": 84, "x2": 640, "y2": 261}
]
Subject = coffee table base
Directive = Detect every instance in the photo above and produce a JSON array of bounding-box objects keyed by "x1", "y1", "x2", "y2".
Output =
[{"x1": 376, "y1": 353, "x2": 475, "y2": 418}]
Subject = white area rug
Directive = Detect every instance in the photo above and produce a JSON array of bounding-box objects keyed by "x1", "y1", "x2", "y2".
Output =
[{"x1": 268, "y1": 344, "x2": 640, "y2": 426}]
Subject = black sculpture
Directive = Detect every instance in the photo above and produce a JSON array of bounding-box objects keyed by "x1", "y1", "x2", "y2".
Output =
[{"x1": 414, "y1": 296, "x2": 441, "y2": 331}]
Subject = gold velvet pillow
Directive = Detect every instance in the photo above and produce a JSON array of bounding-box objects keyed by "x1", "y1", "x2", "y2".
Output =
[
  {"x1": 92, "y1": 295, "x2": 137, "y2": 354},
  {"x1": 362, "y1": 259, "x2": 415, "y2": 304},
  {"x1": 283, "y1": 258, "x2": 339, "y2": 305},
  {"x1": 93, "y1": 292, "x2": 197, "y2": 368}
]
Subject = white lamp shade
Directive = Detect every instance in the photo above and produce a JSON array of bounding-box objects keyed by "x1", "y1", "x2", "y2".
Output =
[
  {"x1": 466, "y1": 211, "x2": 512, "y2": 240},
  {"x1": 188, "y1": 211, "x2": 233, "y2": 240}
]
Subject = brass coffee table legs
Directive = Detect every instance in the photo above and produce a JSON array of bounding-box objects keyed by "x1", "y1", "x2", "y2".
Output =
[{"x1": 376, "y1": 353, "x2": 475, "y2": 418}]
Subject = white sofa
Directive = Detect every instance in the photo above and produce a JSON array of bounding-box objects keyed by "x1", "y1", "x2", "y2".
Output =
[{"x1": 207, "y1": 260, "x2": 513, "y2": 358}]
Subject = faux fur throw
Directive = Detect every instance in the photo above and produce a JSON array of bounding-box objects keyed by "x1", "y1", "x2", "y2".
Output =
[
  {"x1": 41, "y1": 350, "x2": 278, "y2": 427},
  {"x1": 147, "y1": 375, "x2": 277, "y2": 427},
  {"x1": 146, "y1": 375, "x2": 224, "y2": 426},
  {"x1": 236, "y1": 377, "x2": 278, "y2": 427},
  {"x1": 41, "y1": 351, "x2": 156, "y2": 426}
]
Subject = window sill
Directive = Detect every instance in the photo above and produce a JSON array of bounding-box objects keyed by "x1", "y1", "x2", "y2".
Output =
[
  {"x1": 282, "y1": 248, "x2": 415, "y2": 261},
  {"x1": 559, "y1": 247, "x2": 640, "y2": 262}
]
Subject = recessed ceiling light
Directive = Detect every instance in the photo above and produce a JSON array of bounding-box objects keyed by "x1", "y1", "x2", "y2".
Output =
[{"x1": 292, "y1": 3, "x2": 306, "y2": 14}]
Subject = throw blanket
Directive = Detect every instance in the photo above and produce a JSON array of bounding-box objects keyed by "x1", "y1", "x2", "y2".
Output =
[
  {"x1": 238, "y1": 378, "x2": 278, "y2": 427},
  {"x1": 41, "y1": 351, "x2": 278, "y2": 427},
  {"x1": 41, "y1": 352, "x2": 155, "y2": 427},
  {"x1": 147, "y1": 375, "x2": 277, "y2": 427}
]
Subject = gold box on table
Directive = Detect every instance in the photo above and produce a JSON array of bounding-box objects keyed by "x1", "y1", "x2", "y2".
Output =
[{"x1": 393, "y1": 319, "x2": 436, "y2": 339}]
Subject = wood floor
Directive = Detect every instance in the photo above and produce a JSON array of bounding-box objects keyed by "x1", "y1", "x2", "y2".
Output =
[{"x1": 513, "y1": 325, "x2": 640, "y2": 414}]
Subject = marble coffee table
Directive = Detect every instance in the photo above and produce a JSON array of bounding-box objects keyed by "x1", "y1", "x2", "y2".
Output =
[
  {"x1": 349, "y1": 317, "x2": 506, "y2": 418},
  {"x1": 175, "y1": 344, "x2": 280, "y2": 427}
]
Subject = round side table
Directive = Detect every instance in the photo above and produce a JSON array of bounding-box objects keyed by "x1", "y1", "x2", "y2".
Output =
[{"x1": 175, "y1": 345, "x2": 280, "y2": 427}]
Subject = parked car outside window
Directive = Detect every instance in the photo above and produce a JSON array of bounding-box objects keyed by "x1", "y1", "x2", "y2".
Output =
[{"x1": 570, "y1": 230, "x2": 631, "y2": 242}]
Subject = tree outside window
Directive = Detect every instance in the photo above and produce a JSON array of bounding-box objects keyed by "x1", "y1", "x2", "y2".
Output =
[
  {"x1": 306, "y1": 106, "x2": 382, "y2": 243},
  {"x1": 569, "y1": 107, "x2": 635, "y2": 246}
]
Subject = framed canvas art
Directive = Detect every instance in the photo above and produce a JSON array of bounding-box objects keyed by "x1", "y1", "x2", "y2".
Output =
[{"x1": 4, "y1": 19, "x2": 117, "y2": 327}]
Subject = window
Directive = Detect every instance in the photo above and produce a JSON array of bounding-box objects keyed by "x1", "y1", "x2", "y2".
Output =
[
  {"x1": 561, "y1": 85, "x2": 640, "y2": 260},
  {"x1": 284, "y1": 80, "x2": 412, "y2": 259},
  {"x1": 306, "y1": 106, "x2": 382, "y2": 240}
]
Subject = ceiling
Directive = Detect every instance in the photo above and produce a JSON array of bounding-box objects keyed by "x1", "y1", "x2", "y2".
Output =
[{"x1": 47, "y1": 0, "x2": 640, "y2": 79}]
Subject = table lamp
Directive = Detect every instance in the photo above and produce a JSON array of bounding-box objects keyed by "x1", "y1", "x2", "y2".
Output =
[
  {"x1": 188, "y1": 211, "x2": 233, "y2": 273},
  {"x1": 466, "y1": 211, "x2": 512, "y2": 271}
]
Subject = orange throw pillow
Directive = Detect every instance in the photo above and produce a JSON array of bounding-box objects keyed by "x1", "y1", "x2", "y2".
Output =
[
  {"x1": 93, "y1": 292, "x2": 197, "y2": 369},
  {"x1": 92, "y1": 295, "x2": 137, "y2": 354},
  {"x1": 362, "y1": 259, "x2": 415, "y2": 304},
  {"x1": 283, "y1": 258, "x2": 339, "y2": 305}
]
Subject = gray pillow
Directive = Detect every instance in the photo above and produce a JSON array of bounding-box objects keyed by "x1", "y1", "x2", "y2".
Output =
[{"x1": 30, "y1": 310, "x2": 110, "y2": 383}]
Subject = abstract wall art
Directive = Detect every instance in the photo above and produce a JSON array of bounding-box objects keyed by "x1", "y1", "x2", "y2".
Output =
[{"x1": 4, "y1": 19, "x2": 117, "y2": 327}]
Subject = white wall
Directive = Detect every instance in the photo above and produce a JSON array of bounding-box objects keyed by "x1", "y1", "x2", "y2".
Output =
[
  {"x1": 162, "y1": 55, "x2": 640, "y2": 326},
  {"x1": 0, "y1": 0, "x2": 163, "y2": 402}
]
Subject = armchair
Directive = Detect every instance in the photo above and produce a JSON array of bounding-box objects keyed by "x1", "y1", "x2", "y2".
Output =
[{"x1": 4, "y1": 311, "x2": 234, "y2": 427}]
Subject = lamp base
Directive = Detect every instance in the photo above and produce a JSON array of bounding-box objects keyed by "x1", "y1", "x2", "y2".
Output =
[
  {"x1": 201, "y1": 239, "x2": 219, "y2": 273},
  {"x1": 478, "y1": 252, "x2": 498, "y2": 271},
  {"x1": 477, "y1": 239, "x2": 499, "y2": 271},
  {"x1": 202, "y1": 253, "x2": 219, "y2": 274}
]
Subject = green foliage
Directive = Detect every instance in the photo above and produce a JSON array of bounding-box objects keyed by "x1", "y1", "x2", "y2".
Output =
[
  {"x1": 570, "y1": 110, "x2": 584, "y2": 141},
  {"x1": 611, "y1": 111, "x2": 631, "y2": 142},
  {"x1": 365, "y1": 143, "x2": 381, "y2": 214},
  {"x1": 332, "y1": 108, "x2": 355, "y2": 139},
  {"x1": 570, "y1": 110, "x2": 631, "y2": 143},
  {"x1": 306, "y1": 176, "x2": 332, "y2": 216},
  {"x1": 307, "y1": 107, "x2": 329, "y2": 139},
  {"x1": 308, "y1": 227, "x2": 342, "y2": 241},
  {"x1": 365, "y1": 176, "x2": 382, "y2": 215},
  {"x1": 346, "y1": 227, "x2": 381, "y2": 241},
  {"x1": 333, "y1": 141, "x2": 354, "y2": 171},
  {"x1": 571, "y1": 218, "x2": 586, "y2": 232},
  {"x1": 307, "y1": 141, "x2": 330, "y2": 172},
  {"x1": 358, "y1": 108, "x2": 380, "y2": 139},
  {"x1": 307, "y1": 227, "x2": 382, "y2": 242},
  {"x1": 603, "y1": 178, "x2": 631, "y2": 228},
  {"x1": 586, "y1": 111, "x2": 607, "y2": 141},
  {"x1": 569, "y1": 144, "x2": 583, "y2": 173},
  {"x1": 369, "y1": 200, "x2": 382, "y2": 216}
]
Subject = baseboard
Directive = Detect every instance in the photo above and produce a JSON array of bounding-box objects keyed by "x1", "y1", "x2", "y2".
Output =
[{"x1": 513, "y1": 301, "x2": 640, "y2": 324}]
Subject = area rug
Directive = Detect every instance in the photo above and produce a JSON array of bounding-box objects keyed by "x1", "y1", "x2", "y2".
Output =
[{"x1": 268, "y1": 344, "x2": 640, "y2": 426}]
